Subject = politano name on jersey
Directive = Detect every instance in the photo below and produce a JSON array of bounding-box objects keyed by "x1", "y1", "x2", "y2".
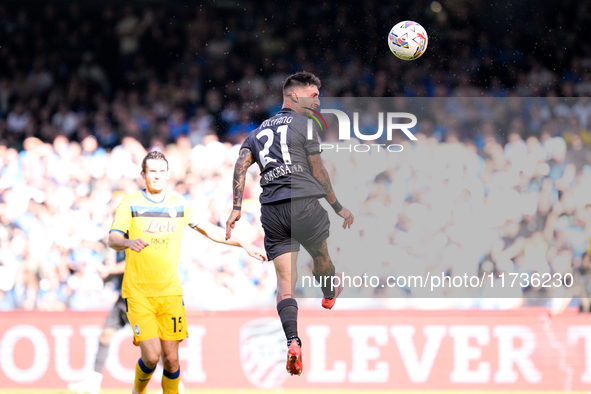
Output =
[{"x1": 241, "y1": 109, "x2": 326, "y2": 204}]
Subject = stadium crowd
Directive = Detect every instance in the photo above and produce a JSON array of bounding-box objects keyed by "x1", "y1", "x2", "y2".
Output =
[
  {"x1": 312, "y1": 98, "x2": 591, "y2": 308},
  {"x1": 1, "y1": 1, "x2": 591, "y2": 310}
]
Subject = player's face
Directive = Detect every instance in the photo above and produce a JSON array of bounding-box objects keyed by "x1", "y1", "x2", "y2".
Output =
[
  {"x1": 296, "y1": 85, "x2": 320, "y2": 115},
  {"x1": 141, "y1": 159, "x2": 170, "y2": 193}
]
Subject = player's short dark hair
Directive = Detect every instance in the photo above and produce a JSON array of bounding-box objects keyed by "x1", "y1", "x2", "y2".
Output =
[
  {"x1": 142, "y1": 150, "x2": 168, "y2": 172},
  {"x1": 283, "y1": 71, "x2": 321, "y2": 94}
]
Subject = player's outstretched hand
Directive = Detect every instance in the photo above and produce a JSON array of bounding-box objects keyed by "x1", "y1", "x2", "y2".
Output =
[
  {"x1": 337, "y1": 206, "x2": 354, "y2": 229},
  {"x1": 245, "y1": 244, "x2": 268, "y2": 261},
  {"x1": 127, "y1": 238, "x2": 149, "y2": 252},
  {"x1": 225, "y1": 209, "x2": 242, "y2": 240}
]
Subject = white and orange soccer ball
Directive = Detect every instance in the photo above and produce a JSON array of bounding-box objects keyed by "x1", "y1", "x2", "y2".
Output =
[{"x1": 388, "y1": 21, "x2": 428, "y2": 60}]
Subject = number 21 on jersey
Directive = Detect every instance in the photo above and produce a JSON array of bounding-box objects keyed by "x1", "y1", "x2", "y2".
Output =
[{"x1": 256, "y1": 124, "x2": 291, "y2": 168}]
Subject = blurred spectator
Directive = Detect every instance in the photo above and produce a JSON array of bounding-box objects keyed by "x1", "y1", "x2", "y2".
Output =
[
  {"x1": 52, "y1": 102, "x2": 79, "y2": 137},
  {"x1": 227, "y1": 111, "x2": 257, "y2": 144},
  {"x1": 566, "y1": 133, "x2": 591, "y2": 172},
  {"x1": 78, "y1": 52, "x2": 111, "y2": 96},
  {"x1": 168, "y1": 107, "x2": 189, "y2": 141},
  {"x1": 116, "y1": 5, "x2": 153, "y2": 76},
  {"x1": 6, "y1": 101, "x2": 31, "y2": 138}
]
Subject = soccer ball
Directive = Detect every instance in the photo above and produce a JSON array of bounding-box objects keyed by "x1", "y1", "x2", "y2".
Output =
[{"x1": 388, "y1": 21, "x2": 428, "y2": 60}]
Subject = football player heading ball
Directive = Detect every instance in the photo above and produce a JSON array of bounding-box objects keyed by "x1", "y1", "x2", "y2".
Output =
[{"x1": 226, "y1": 71, "x2": 354, "y2": 376}]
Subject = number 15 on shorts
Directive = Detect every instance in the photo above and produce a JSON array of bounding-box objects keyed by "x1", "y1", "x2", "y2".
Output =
[{"x1": 171, "y1": 316, "x2": 183, "y2": 332}]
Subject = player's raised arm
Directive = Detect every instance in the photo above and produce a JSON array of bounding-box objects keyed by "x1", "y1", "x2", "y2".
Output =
[
  {"x1": 226, "y1": 147, "x2": 256, "y2": 239},
  {"x1": 190, "y1": 220, "x2": 267, "y2": 261},
  {"x1": 307, "y1": 153, "x2": 354, "y2": 229}
]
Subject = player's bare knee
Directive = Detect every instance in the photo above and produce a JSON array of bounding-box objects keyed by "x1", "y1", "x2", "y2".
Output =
[
  {"x1": 143, "y1": 353, "x2": 159, "y2": 369},
  {"x1": 276, "y1": 269, "x2": 291, "y2": 282},
  {"x1": 161, "y1": 352, "x2": 179, "y2": 371},
  {"x1": 274, "y1": 264, "x2": 293, "y2": 283},
  {"x1": 141, "y1": 345, "x2": 161, "y2": 367}
]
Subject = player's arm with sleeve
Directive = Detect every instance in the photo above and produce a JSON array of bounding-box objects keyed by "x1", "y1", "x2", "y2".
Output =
[
  {"x1": 108, "y1": 199, "x2": 149, "y2": 252},
  {"x1": 305, "y1": 125, "x2": 355, "y2": 229},
  {"x1": 186, "y1": 204, "x2": 266, "y2": 261},
  {"x1": 225, "y1": 139, "x2": 256, "y2": 239}
]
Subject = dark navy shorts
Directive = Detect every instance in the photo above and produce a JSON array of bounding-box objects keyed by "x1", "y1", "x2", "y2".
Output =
[
  {"x1": 261, "y1": 197, "x2": 330, "y2": 261},
  {"x1": 104, "y1": 295, "x2": 129, "y2": 329}
]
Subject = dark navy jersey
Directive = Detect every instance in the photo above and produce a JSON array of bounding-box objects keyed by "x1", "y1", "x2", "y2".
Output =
[{"x1": 241, "y1": 108, "x2": 327, "y2": 204}]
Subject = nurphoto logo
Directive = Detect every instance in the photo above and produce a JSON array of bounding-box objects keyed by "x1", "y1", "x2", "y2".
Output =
[{"x1": 306, "y1": 108, "x2": 418, "y2": 153}]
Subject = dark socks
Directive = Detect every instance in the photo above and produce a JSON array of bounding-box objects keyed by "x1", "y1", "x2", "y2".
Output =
[
  {"x1": 94, "y1": 342, "x2": 109, "y2": 373},
  {"x1": 277, "y1": 298, "x2": 299, "y2": 347}
]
